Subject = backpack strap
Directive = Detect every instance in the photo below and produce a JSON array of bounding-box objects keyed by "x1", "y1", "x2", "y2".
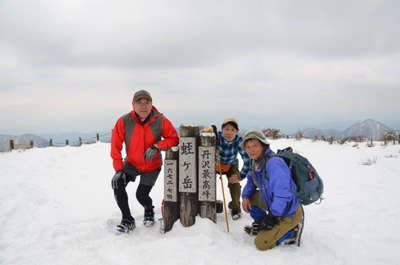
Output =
[
  {"x1": 121, "y1": 113, "x2": 136, "y2": 152},
  {"x1": 149, "y1": 114, "x2": 163, "y2": 142},
  {"x1": 261, "y1": 151, "x2": 276, "y2": 181}
]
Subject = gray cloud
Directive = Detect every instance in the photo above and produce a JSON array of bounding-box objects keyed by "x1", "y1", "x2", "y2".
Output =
[{"x1": 0, "y1": 0, "x2": 399, "y2": 134}]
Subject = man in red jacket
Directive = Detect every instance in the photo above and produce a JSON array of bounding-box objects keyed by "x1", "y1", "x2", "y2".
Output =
[{"x1": 111, "y1": 89, "x2": 179, "y2": 233}]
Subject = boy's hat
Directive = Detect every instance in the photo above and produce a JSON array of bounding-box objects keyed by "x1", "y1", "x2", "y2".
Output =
[
  {"x1": 241, "y1": 130, "x2": 269, "y2": 148},
  {"x1": 222, "y1": 117, "x2": 239, "y2": 131}
]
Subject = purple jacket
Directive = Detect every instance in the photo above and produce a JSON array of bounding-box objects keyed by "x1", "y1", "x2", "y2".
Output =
[{"x1": 242, "y1": 149, "x2": 299, "y2": 217}]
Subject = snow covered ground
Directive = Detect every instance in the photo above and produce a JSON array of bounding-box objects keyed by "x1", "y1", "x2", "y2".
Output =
[{"x1": 1, "y1": 139, "x2": 400, "y2": 265}]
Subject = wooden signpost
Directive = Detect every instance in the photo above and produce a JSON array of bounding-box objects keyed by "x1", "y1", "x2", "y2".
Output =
[
  {"x1": 179, "y1": 125, "x2": 199, "y2": 227},
  {"x1": 162, "y1": 147, "x2": 179, "y2": 232},
  {"x1": 198, "y1": 132, "x2": 217, "y2": 223},
  {"x1": 161, "y1": 124, "x2": 218, "y2": 232}
]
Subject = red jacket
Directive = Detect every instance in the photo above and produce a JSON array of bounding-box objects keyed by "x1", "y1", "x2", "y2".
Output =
[{"x1": 111, "y1": 107, "x2": 179, "y2": 172}]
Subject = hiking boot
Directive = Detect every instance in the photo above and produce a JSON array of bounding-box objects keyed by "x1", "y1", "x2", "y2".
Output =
[
  {"x1": 231, "y1": 208, "x2": 241, "y2": 220},
  {"x1": 244, "y1": 222, "x2": 259, "y2": 236},
  {"x1": 116, "y1": 217, "x2": 136, "y2": 233},
  {"x1": 278, "y1": 223, "x2": 303, "y2": 246},
  {"x1": 228, "y1": 201, "x2": 233, "y2": 210},
  {"x1": 143, "y1": 206, "x2": 155, "y2": 227},
  {"x1": 289, "y1": 222, "x2": 304, "y2": 246},
  {"x1": 277, "y1": 229, "x2": 297, "y2": 245}
]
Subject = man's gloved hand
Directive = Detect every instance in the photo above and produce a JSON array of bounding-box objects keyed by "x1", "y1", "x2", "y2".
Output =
[
  {"x1": 144, "y1": 145, "x2": 159, "y2": 160},
  {"x1": 257, "y1": 213, "x2": 279, "y2": 231},
  {"x1": 111, "y1": 170, "x2": 127, "y2": 189}
]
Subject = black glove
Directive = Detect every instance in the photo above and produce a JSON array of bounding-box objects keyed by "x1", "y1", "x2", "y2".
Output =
[
  {"x1": 111, "y1": 170, "x2": 127, "y2": 189},
  {"x1": 257, "y1": 213, "x2": 279, "y2": 231},
  {"x1": 144, "y1": 145, "x2": 159, "y2": 160}
]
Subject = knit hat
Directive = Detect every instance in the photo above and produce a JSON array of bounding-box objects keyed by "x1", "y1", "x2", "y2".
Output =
[
  {"x1": 241, "y1": 130, "x2": 269, "y2": 148},
  {"x1": 221, "y1": 117, "x2": 239, "y2": 131},
  {"x1": 133, "y1": 89, "x2": 152, "y2": 102}
]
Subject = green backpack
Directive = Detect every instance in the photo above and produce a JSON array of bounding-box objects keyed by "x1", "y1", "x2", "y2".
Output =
[{"x1": 265, "y1": 147, "x2": 324, "y2": 205}]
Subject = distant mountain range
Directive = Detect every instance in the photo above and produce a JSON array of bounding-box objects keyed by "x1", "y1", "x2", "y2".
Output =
[
  {"x1": 0, "y1": 119, "x2": 397, "y2": 151},
  {"x1": 300, "y1": 119, "x2": 397, "y2": 140},
  {"x1": 0, "y1": 132, "x2": 111, "y2": 151}
]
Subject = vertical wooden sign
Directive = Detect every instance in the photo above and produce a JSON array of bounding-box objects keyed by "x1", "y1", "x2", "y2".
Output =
[
  {"x1": 179, "y1": 125, "x2": 199, "y2": 227},
  {"x1": 179, "y1": 137, "x2": 196, "y2": 193},
  {"x1": 198, "y1": 146, "x2": 215, "y2": 201},
  {"x1": 162, "y1": 147, "x2": 179, "y2": 233},
  {"x1": 164, "y1": 160, "x2": 178, "y2": 202},
  {"x1": 198, "y1": 132, "x2": 217, "y2": 222}
]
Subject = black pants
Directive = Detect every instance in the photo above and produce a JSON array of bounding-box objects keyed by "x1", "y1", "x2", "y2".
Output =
[{"x1": 113, "y1": 162, "x2": 160, "y2": 219}]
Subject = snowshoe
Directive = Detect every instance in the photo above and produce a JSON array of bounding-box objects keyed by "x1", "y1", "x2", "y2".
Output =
[
  {"x1": 231, "y1": 208, "x2": 241, "y2": 220},
  {"x1": 277, "y1": 229, "x2": 297, "y2": 245},
  {"x1": 143, "y1": 206, "x2": 155, "y2": 227},
  {"x1": 116, "y1": 217, "x2": 136, "y2": 233},
  {"x1": 244, "y1": 222, "x2": 259, "y2": 236},
  {"x1": 278, "y1": 216, "x2": 305, "y2": 246}
]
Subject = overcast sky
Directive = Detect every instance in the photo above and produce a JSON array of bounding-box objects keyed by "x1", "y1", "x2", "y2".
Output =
[{"x1": 1, "y1": 0, "x2": 399, "y2": 135}]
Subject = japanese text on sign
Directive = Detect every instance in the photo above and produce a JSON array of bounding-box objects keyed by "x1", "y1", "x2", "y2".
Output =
[
  {"x1": 179, "y1": 137, "x2": 196, "y2": 192},
  {"x1": 164, "y1": 160, "x2": 177, "y2": 202},
  {"x1": 198, "y1": 146, "x2": 216, "y2": 201}
]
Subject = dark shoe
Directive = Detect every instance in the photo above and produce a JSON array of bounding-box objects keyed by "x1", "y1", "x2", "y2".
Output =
[
  {"x1": 244, "y1": 222, "x2": 259, "y2": 236},
  {"x1": 231, "y1": 208, "x2": 241, "y2": 220},
  {"x1": 143, "y1": 206, "x2": 155, "y2": 227},
  {"x1": 216, "y1": 200, "x2": 223, "y2": 213},
  {"x1": 116, "y1": 217, "x2": 136, "y2": 233},
  {"x1": 228, "y1": 201, "x2": 233, "y2": 210}
]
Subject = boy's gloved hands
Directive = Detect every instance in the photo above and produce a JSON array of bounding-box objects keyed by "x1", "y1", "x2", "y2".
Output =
[{"x1": 257, "y1": 213, "x2": 279, "y2": 230}]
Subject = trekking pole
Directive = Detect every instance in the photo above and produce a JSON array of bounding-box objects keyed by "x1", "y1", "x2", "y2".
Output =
[
  {"x1": 218, "y1": 162, "x2": 230, "y2": 233},
  {"x1": 212, "y1": 125, "x2": 230, "y2": 233}
]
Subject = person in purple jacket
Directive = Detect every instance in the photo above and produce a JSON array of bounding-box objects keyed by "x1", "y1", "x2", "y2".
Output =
[{"x1": 241, "y1": 130, "x2": 304, "y2": 251}]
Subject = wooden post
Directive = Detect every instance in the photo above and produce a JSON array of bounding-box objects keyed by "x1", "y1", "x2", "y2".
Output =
[
  {"x1": 9, "y1": 139, "x2": 14, "y2": 151},
  {"x1": 30, "y1": 140, "x2": 34, "y2": 148},
  {"x1": 162, "y1": 147, "x2": 180, "y2": 232},
  {"x1": 79, "y1": 137, "x2": 82, "y2": 146},
  {"x1": 66, "y1": 139, "x2": 69, "y2": 146},
  {"x1": 198, "y1": 132, "x2": 217, "y2": 222},
  {"x1": 179, "y1": 125, "x2": 199, "y2": 227},
  {"x1": 49, "y1": 139, "x2": 53, "y2": 146},
  {"x1": 96, "y1": 133, "x2": 100, "y2": 142}
]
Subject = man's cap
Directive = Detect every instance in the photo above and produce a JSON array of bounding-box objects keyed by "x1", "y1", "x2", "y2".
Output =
[
  {"x1": 222, "y1": 117, "x2": 239, "y2": 131},
  {"x1": 133, "y1": 89, "x2": 152, "y2": 102},
  {"x1": 240, "y1": 130, "x2": 269, "y2": 148}
]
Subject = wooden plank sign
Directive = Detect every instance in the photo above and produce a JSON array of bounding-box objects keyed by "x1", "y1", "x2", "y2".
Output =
[
  {"x1": 179, "y1": 137, "x2": 196, "y2": 193},
  {"x1": 164, "y1": 160, "x2": 178, "y2": 202},
  {"x1": 198, "y1": 146, "x2": 216, "y2": 201}
]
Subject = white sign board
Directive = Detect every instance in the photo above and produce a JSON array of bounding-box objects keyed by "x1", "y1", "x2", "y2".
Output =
[
  {"x1": 198, "y1": 146, "x2": 216, "y2": 201},
  {"x1": 179, "y1": 137, "x2": 197, "y2": 193},
  {"x1": 164, "y1": 160, "x2": 177, "y2": 202}
]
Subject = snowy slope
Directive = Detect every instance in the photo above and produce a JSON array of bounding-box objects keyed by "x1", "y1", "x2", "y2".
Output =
[{"x1": 1, "y1": 140, "x2": 400, "y2": 265}]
